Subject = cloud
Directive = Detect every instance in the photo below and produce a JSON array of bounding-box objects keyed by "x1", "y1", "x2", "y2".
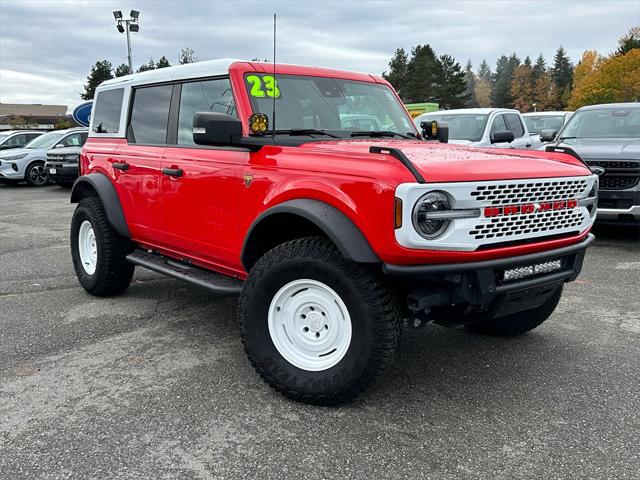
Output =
[{"x1": 0, "y1": 0, "x2": 637, "y2": 108}]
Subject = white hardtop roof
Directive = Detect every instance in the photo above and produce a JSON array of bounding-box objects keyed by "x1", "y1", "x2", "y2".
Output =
[
  {"x1": 422, "y1": 108, "x2": 519, "y2": 116},
  {"x1": 99, "y1": 58, "x2": 245, "y2": 89},
  {"x1": 522, "y1": 111, "x2": 572, "y2": 116}
]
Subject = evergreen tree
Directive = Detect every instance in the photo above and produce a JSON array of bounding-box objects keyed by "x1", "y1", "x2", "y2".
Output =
[
  {"x1": 491, "y1": 53, "x2": 520, "y2": 107},
  {"x1": 404, "y1": 44, "x2": 442, "y2": 104},
  {"x1": 477, "y1": 60, "x2": 492, "y2": 82},
  {"x1": 137, "y1": 58, "x2": 156, "y2": 72},
  {"x1": 81, "y1": 60, "x2": 114, "y2": 100},
  {"x1": 532, "y1": 53, "x2": 546, "y2": 82},
  {"x1": 463, "y1": 60, "x2": 478, "y2": 107},
  {"x1": 616, "y1": 27, "x2": 640, "y2": 56},
  {"x1": 114, "y1": 63, "x2": 130, "y2": 77},
  {"x1": 179, "y1": 48, "x2": 196, "y2": 64},
  {"x1": 382, "y1": 48, "x2": 410, "y2": 100},
  {"x1": 156, "y1": 56, "x2": 171, "y2": 68},
  {"x1": 552, "y1": 46, "x2": 573, "y2": 108},
  {"x1": 435, "y1": 54, "x2": 469, "y2": 109}
]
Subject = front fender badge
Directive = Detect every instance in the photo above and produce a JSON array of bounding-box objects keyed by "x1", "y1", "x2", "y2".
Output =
[{"x1": 244, "y1": 175, "x2": 253, "y2": 188}]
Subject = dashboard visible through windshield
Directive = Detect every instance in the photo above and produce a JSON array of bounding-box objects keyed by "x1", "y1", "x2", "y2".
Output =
[{"x1": 244, "y1": 73, "x2": 416, "y2": 137}]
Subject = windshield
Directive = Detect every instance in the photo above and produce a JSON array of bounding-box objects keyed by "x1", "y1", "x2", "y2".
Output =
[
  {"x1": 415, "y1": 113, "x2": 488, "y2": 142},
  {"x1": 559, "y1": 107, "x2": 640, "y2": 139},
  {"x1": 524, "y1": 115, "x2": 566, "y2": 134},
  {"x1": 0, "y1": 133, "x2": 9, "y2": 141},
  {"x1": 244, "y1": 74, "x2": 416, "y2": 136},
  {"x1": 25, "y1": 131, "x2": 65, "y2": 149}
]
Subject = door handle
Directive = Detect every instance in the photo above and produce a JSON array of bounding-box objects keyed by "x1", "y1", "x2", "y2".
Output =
[
  {"x1": 526, "y1": 143, "x2": 532, "y2": 148},
  {"x1": 162, "y1": 167, "x2": 183, "y2": 177},
  {"x1": 112, "y1": 162, "x2": 129, "y2": 171}
]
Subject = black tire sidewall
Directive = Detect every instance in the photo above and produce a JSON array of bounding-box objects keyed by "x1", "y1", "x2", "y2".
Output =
[
  {"x1": 25, "y1": 161, "x2": 47, "y2": 186},
  {"x1": 243, "y1": 256, "x2": 381, "y2": 398}
]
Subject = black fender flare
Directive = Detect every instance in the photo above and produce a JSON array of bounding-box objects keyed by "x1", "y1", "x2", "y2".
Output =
[
  {"x1": 241, "y1": 199, "x2": 380, "y2": 270},
  {"x1": 70, "y1": 173, "x2": 130, "y2": 237}
]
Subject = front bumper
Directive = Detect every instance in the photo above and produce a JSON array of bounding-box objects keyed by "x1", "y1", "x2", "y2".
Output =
[
  {"x1": 597, "y1": 189, "x2": 640, "y2": 222},
  {"x1": 45, "y1": 161, "x2": 78, "y2": 182},
  {"x1": 384, "y1": 234, "x2": 594, "y2": 320}
]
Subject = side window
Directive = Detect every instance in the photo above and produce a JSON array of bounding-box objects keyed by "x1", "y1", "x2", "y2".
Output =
[
  {"x1": 79, "y1": 132, "x2": 88, "y2": 145},
  {"x1": 129, "y1": 84, "x2": 173, "y2": 145},
  {"x1": 177, "y1": 78, "x2": 236, "y2": 145},
  {"x1": 27, "y1": 133, "x2": 41, "y2": 142},
  {"x1": 490, "y1": 114, "x2": 507, "y2": 135},
  {"x1": 60, "y1": 133, "x2": 83, "y2": 147},
  {"x1": 505, "y1": 113, "x2": 525, "y2": 138},
  {"x1": 7, "y1": 134, "x2": 26, "y2": 147},
  {"x1": 93, "y1": 88, "x2": 124, "y2": 134}
]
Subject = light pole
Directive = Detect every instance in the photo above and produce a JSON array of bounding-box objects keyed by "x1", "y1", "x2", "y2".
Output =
[{"x1": 113, "y1": 10, "x2": 140, "y2": 73}]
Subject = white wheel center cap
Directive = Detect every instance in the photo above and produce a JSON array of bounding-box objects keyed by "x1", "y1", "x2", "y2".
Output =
[{"x1": 307, "y1": 311, "x2": 323, "y2": 332}]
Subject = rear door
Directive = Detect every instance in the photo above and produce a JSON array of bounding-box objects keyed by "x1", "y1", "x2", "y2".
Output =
[
  {"x1": 113, "y1": 83, "x2": 173, "y2": 242},
  {"x1": 160, "y1": 76, "x2": 247, "y2": 268}
]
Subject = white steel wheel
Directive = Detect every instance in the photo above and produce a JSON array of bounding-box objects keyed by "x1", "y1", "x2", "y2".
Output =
[
  {"x1": 268, "y1": 279, "x2": 352, "y2": 372},
  {"x1": 78, "y1": 220, "x2": 98, "y2": 275}
]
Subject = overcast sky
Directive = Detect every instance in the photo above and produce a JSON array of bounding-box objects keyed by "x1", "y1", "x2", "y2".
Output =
[{"x1": 1, "y1": 0, "x2": 638, "y2": 110}]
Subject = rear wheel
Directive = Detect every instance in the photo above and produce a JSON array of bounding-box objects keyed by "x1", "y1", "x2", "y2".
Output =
[
  {"x1": 71, "y1": 196, "x2": 135, "y2": 296},
  {"x1": 239, "y1": 236, "x2": 401, "y2": 405},
  {"x1": 25, "y1": 161, "x2": 48, "y2": 186},
  {"x1": 465, "y1": 286, "x2": 563, "y2": 337}
]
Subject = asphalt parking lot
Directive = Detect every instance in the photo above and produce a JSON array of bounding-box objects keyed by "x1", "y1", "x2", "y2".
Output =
[{"x1": 0, "y1": 184, "x2": 639, "y2": 480}]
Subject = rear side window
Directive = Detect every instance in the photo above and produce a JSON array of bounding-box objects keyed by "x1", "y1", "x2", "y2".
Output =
[
  {"x1": 129, "y1": 85, "x2": 173, "y2": 145},
  {"x1": 177, "y1": 78, "x2": 236, "y2": 145},
  {"x1": 505, "y1": 113, "x2": 525, "y2": 138},
  {"x1": 93, "y1": 88, "x2": 124, "y2": 134}
]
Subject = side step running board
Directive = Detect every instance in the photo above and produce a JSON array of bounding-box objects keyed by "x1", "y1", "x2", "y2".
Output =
[{"x1": 126, "y1": 249, "x2": 243, "y2": 295}]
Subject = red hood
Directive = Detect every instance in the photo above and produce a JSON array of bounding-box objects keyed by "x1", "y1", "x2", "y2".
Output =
[{"x1": 298, "y1": 139, "x2": 591, "y2": 182}]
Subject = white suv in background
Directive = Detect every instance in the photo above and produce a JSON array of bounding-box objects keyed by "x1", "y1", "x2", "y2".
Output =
[
  {"x1": 522, "y1": 111, "x2": 573, "y2": 144},
  {"x1": 414, "y1": 108, "x2": 542, "y2": 150},
  {"x1": 0, "y1": 128, "x2": 88, "y2": 186},
  {"x1": 0, "y1": 130, "x2": 43, "y2": 151}
]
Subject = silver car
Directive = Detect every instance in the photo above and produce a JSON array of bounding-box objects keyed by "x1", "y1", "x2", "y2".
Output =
[
  {"x1": 0, "y1": 128, "x2": 88, "y2": 186},
  {"x1": 414, "y1": 108, "x2": 541, "y2": 150},
  {"x1": 0, "y1": 130, "x2": 43, "y2": 151}
]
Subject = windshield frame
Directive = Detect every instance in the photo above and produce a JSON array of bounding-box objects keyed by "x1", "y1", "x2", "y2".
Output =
[
  {"x1": 557, "y1": 106, "x2": 640, "y2": 140},
  {"x1": 242, "y1": 72, "x2": 418, "y2": 138}
]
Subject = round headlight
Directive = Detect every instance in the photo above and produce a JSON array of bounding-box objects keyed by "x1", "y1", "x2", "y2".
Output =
[{"x1": 412, "y1": 191, "x2": 452, "y2": 239}]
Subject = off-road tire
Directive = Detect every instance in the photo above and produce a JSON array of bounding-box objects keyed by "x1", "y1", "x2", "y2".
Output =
[
  {"x1": 71, "y1": 196, "x2": 134, "y2": 296},
  {"x1": 25, "y1": 161, "x2": 48, "y2": 186},
  {"x1": 239, "y1": 236, "x2": 401, "y2": 406},
  {"x1": 465, "y1": 285, "x2": 563, "y2": 337}
]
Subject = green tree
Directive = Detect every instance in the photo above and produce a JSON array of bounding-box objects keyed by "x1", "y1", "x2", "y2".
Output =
[
  {"x1": 532, "y1": 53, "x2": 547, "y2": 82},
  {"x1": 552, "y1": 46, "x2": 573, "y2": 108},
  {"x1": 382, "y1": 48, "x2": 410, "y2": 100},
  {"x1": 8, "y1": 116, "x2": 29, "y2": 128},
  {"x1": 156, "y1": 56, "x2": 171, "y2": 68},
  {"x1": 463, "y1": 60, "x2": 478, "y2": 107},
  {"x1": 616, "y1": 26, "x2": 640, "y2": 56},
  {"x1": 491, "y1": 53, "x2": 520, "y2": 107},
  {"x1": 179, "y1": 47, "x2": 196, "y2": 64},
  {"x1": 81, "y1": 60, "x2": 114, "y2": 100},
  {"x1": 114, "y1": 63, "x2": 130, "y2": 77},
  {"x1": 435, "y1": 54, "x2": 469, "y2": 109},
  {"x1": 54, "y1": 118, "x2": 74, "y2": 129},
  {"x1": 477, "y1": 59, "x2": 492, "y2": 82},
  {"x1": 137, "y1": 58, "x2": 156, "y2": 72},
  {"x1": 404, "y1": 44, "x2": 442, "y2": 103}
]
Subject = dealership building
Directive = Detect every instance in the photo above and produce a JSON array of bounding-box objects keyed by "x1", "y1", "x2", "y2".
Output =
[{"x1": 0, "y1": 103, "x2": 75, "y2": 131}]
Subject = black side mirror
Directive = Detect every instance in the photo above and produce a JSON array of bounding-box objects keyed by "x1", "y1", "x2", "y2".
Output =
[
  {"x1": 540, "y1": 129, "x2": 557, "y2": 142},
  {"x1": 420, "y1": 120, "x2": 449, "y2": 143},
  {"x1": 193, "y1": 112, "x2": 242, "y2": 147},
  {"x1": 490, "y1": 130, "x2": 515, "y2": 144}
]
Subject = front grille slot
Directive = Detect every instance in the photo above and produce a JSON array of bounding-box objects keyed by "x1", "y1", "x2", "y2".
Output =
[
  {"x1": 600, "y1": 176, "x2": 640, "y2": 190},
  {"x1": 586, "y1": 160, "x2": 640, "y2": 190},
  {"x1": 470, "y1": 210, "x2": 585, "y2": 240},
  {"x1": 470, "y1": 179, "x2": 589, "y2": 205}
]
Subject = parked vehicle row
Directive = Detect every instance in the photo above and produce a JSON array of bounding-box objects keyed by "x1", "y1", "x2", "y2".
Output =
[
  {"x1": 0, "y1": 127, "x2": 87, "y2": 186},
  {"x1": 0, "y1": 130, "x2": 43, "y2": 150}
]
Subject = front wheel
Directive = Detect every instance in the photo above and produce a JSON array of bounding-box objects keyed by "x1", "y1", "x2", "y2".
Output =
[
  {"x1": 71, "y1": 196, "x2": 135, "y2": 296},
  {"x1": 465, "y1": 285, "x2": 563, "y2": 337},
  {"x1": 239, "y1": 237, "x2": 401, "y2": 405},
  {"x1": 25, "y1": 161, "x2": 49, "y2": 186}
]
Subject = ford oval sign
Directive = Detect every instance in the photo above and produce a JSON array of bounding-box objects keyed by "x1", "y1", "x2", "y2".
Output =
[{"x1": 72, "y1": 101, "x2": 93, "y2": 127}]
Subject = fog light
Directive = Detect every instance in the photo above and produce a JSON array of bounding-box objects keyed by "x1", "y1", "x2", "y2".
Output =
[{"x1": 503, "y1": 259, "x2": 562, "y2": 282}]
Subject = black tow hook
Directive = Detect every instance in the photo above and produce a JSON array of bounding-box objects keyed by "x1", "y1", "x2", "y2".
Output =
[{"x1": 403, "y1": 309, "x2": 431, "y2": 330}]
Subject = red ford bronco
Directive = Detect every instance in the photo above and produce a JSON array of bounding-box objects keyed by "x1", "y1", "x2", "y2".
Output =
[{"x1": 70, "y1": 59, "x2": 597, "y2": 405}]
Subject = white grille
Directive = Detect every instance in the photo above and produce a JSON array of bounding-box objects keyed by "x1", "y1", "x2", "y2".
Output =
[
  {"x1": 395, "y1": 175, "x2": 598, "y2": 251},
  {"x1": 470, "y1": 209, "x2": 585, "y2": 240},
  {"x1": 470, "y1": 178, "x2": 589, "y2": 205}
]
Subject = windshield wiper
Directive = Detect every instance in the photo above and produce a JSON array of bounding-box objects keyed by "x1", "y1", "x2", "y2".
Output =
[
  {"x1": 350, "y1": 130, "x2": 411, "y2": 139},
  {"x1": 270, "y1": 129, "x2": 339, "y2": 138}
]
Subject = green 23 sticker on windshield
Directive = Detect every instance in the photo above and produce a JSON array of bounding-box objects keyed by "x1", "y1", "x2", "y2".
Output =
[{"x1": 246, "y1": 75, "x2": 281, "y2": 98}]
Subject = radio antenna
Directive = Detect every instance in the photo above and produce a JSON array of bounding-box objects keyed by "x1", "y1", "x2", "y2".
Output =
[{"x1": 272, "y1": 13, "x2": 276, "y2": 138}]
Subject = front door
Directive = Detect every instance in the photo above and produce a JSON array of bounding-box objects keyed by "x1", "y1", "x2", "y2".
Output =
[
  {"x1": 504, "y1": 113, "x2": 532, "y2": 149},
  {"x1": 160, "y1": 77, "x2": 246, "y2": 270}
]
